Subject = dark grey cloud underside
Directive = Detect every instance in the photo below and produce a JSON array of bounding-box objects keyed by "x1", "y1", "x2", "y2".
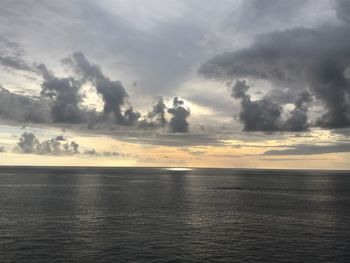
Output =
[
  {"x1": 230, "y1": 80, "x2": 312, "y2": 132},
  {"x1": 167, "y1": 97, "x2": 190, "y2": 133}
]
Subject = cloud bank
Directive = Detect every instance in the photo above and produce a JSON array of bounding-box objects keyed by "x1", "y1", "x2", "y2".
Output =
[{"x1": 15, "y1": 132, "x2": 79, "y2": 155}]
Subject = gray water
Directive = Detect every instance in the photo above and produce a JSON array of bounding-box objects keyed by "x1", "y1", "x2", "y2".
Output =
[{"x1": 1, "y1": 167, "x2": 350, "y2": 262}]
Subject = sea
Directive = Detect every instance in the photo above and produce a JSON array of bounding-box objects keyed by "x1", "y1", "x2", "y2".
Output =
[{"x1": 0, "y1": 167, "x2": 350, "y2": 262}]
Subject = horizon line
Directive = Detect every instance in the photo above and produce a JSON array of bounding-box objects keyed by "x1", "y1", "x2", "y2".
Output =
[{"x1": 0, "y1": 165, "x2": 349, "y2": 172}]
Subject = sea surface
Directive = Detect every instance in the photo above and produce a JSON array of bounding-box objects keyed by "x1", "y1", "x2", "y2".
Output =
[{"x1": 0, "y1": 167, "x2": 350, "y2": 262}]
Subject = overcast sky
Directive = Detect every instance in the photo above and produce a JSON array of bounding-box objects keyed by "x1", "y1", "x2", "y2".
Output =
[{"x1": 1, "y1": 0, "x2": 350, "y2": 169}]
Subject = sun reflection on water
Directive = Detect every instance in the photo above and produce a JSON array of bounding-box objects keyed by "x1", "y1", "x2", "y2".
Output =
[{"x1": 164, "y1": 167, "x2": 193, "y2": 172}]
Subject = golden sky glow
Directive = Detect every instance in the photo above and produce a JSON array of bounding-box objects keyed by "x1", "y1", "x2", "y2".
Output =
[{"x1": 1, "y1": 124, "x2": 349, "y2": 169}]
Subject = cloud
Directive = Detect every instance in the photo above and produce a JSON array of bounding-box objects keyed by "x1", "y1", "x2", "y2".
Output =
[
  {"x1": 15, "y1": 132, "x2": 80, "y2": 155},
  {"x1": 264, "y1": 143, "x2": 350, "y2": 155},
  {"x1": 55, "y1": 135, "x2": 66, "y2": 141},
  {"x1": 0, "y1": 56, "x2": 32, "y2": 72},
  {"x1": 0, "y1": 1, "x2": 338, "y2": 130},
  {"x1": 37, "y1": 63, "x2": 85, "y2": 123},
  {"x1": 138, "y1": 96, "x2": 168, "y2": 128},
  {"x1": 167, "y1": 97, "x2": 190, "y2": 133},
  {"x1": 335, "y1": 0, "x2": 350, "y2": 24},
  {"x1": 222, "y1": 0, "x2": 315, "y2": 40},
  {"x1": 0, "y1": 49, "x2": 143, "y2": 127},
  {"x1": 199, "y1": 22, "x2": 350, "y2": 129},
  {"x1": 101, "y1": 151, "x2": 120, "y2": 157},
  {"x1": 264, "y1": 88, "x2": 299, "y2": 105},
  {"x1": 70, "y1": 141, "x2": 79, "y2": 154},
  {"x1": 83, "y1": 148, "x2": 120, "y2": 157},
  {"x1": 0, "y1": 85, "x2": 50, "y2": 123},
  {"x1": 1, "y1": 48, "x2": 163, "y2": 129},
  {"x1": 0, "y1": 37, "x2": 33, "y2": 72},
  {"x1": 2, "y1": 0, "x2": 347, "y2": 151},
  {"x1": 0, "y1": 146, "x2": 5, "y2": 152},
  {"x1": 147, "y1": 96, "x2": 167, "y2": 127},
  {"x1": 230, "y1": 80, "x2": 282, "y2": 131},
  {"x1": 284, "y1": 91, "x2": 313, "y2": 131},
  {"x1": 0, "y1": 83, "x2": 223, "y2": 147},
  {"x1": 62, "y1": 52, "x2": 140, "y2": 125},
  {"x1": 15, "y1": 132, "x2": 39, "y2": 153},
  {"x1": 100, "y1": 128, "x2": 224, "y2": 147},
  {"x1": 83, "y1": 149, "x2": 98, "y2": 155},
  {"x1": 229, "y1": 80, "x2": 312, "y2": 132}
]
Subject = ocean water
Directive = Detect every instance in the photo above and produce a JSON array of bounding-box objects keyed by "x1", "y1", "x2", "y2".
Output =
[{"x1": 0, "y1": 167, "x2": 350, "y2": 262}]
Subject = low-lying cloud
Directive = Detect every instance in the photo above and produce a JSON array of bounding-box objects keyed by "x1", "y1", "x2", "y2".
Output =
[
  {"x1": 15, "y1": 132, "x2": 80, "y2": 155},
  {"x1": 264, "y1": 143, "x2": 350, "y2": 155}
]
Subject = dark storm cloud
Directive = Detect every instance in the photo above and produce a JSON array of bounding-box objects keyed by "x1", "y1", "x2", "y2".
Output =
[
  {"x1": 230, "y1": 80, "x2": 282, "y2": 132},
  {"x1": 15, "y1": 132, "x2": 80, "y2": 155},
  {"x1": 200, "y1": 23, "x2": 350, "y2": 129},
  {"x1": 263, "y1": 143, "x2": 350, "y2": 155},
  {"x1": 229, "y1": 80, "x2": 312, "y2": 132},
  {"x1": 167, "y1": 97, "x2": 190, "y2": 133},
  {"x1": 37, "y1": 64, "x2": 84, "y2": 123},
  {"x1": 62, "y1": 52, "x2": 140, "y2": 125}
]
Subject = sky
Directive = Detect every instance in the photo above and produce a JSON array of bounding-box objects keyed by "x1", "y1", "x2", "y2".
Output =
[{"x1": 1, "y1": 0, "x2": 350, "y2": 169}]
